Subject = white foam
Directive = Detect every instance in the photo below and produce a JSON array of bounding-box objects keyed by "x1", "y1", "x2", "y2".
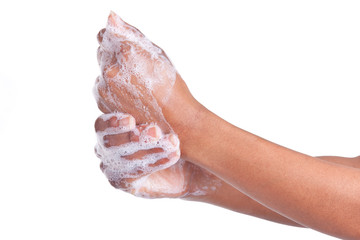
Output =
[{"x1": 96, "y1": 116, "x2": 179, "y2": 181}]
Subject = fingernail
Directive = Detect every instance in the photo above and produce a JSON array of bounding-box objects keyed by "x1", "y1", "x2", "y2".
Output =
[
  {"x1": 109, "y1": 116, "x2": 119, "y2": 127},
  {"x1": 119, "y1": 116, "x2": 135, "y2": 128},
  {"x1": 119, "y1": 117, "x2": 129, "y2": 126},
  {"x1": 169, "y1": 134, "x2": 179, "y2": 147},
  {"x1": 147, "y1": 126, "x2": 161, "y2": 138}
]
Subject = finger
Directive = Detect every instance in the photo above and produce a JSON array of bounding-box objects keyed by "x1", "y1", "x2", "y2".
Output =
[
  {"x1": 95, "y1": 113, "x2": 135, "y2": 132},
  {"x1": 101, "y1": 162, "x2": 145, "y2": 179},
  {"x1": 147, "y1": 149, "x2": 181, "y2": 168},
  {"x1": 131, "y1": 124, "x2": 162, "y2": 142},
  {"x1": 123, "y1": 148, "x2": 164, "y2": 160},
  {"x1": 148, "y1": 158, "x2": 170, "y2": 168},
  {"x1": 107, "y1": 11, "x2": 145, "y2": 40},
  {"x1": 103, "y1": 124, "x2": 162, "y2": 148},
  {"x1": 103, "y1": 132, "x2": 132, "y2": 148},
  {"x1": 160, "y1": 133, "x2": 180, "y2": 151},
  {"x1": 121, "y1": 133, "x2": 179, "y2": 163},
  {"x1": 141, "y1": 134, "x2": 180, "y2": 169},
  {"x1": 121, "y1": 148, "x2": 180, "y2": 174}
]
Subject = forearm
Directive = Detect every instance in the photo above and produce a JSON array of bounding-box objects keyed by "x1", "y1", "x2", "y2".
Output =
[
  {"x1": 179, "y1": 107, "x2": 360, "y2": 240},
  {"x1": 183, "y1": 156, "x2": 359, "y2": 228},
  {"x1": 184, "y1": 174, "x2": 303, "y2": 227}
]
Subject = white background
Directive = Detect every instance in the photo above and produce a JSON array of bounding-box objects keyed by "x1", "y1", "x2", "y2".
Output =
[{"x1": 0, "y1": 0, "x2": 359, "y2": 239}]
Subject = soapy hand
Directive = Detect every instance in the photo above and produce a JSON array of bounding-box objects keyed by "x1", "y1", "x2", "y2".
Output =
[
  {"x1": 94, "y1": 11, "x2": 180, "y2": 132},
  {"x1": 95, "y1": 112, "x2": 188, "y2": 198},
  {"x1": 95, "y1": 113, "x2": 220, "y2": 198}
]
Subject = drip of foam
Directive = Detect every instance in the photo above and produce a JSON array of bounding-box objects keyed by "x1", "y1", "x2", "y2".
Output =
[{"x1": 131, "y1": 160, "x2": 222, "y2": 198}]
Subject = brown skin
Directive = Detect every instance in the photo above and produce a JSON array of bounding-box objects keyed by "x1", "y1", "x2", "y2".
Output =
[
  {"x1": 95, "y1": 13, "x2": 360, "y2": 239},
  {"x1": 173, "y1": 101, "x2": 360, "y2": 240},
  {"x1": 95, "y1": 113, "x2": 360, "y2": 229}
]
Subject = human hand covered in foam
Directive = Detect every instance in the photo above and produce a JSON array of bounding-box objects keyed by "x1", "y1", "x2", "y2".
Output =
[
  {"x1": 94, "y1": 11, "x2": 182, "y2": 132},
  {"x1": 95, "y1": 112, "x2": 217, "y2": 198}
]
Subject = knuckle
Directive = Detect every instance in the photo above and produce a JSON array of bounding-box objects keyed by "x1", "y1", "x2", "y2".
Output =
[
  {"x1": 94, "y1": 117, "x2": 104, "y2": 132},
  {"x1": 99, "y1": 162, "x2": 105, "y2": 172},
  {"x1": 103, "y1": 135, "x2": 111, "y2": 148}
]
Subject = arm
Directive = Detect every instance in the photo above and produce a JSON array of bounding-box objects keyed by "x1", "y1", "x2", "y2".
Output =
[
  {"x1": 185, "y1": 171, "x2": 303, "y2": 227},
  {"x1": 95, "y1": 13, "x2": 359, "y2": 239},
  {"x1": 94, "y1": 113, "x2": 302, "y2": 226},
  {"x1": 175, "y1": 105, "x2": 360, "y2": 240},
  {"x1": 186, "y1": 155, "x2": 360, "y2": 229},
  {"x1": 95, "y1": 114, "x2": 360, "y2": 229}
]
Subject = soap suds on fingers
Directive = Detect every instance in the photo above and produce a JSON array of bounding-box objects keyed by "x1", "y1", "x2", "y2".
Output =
[
  {"x1": 96, "y1": 114, "x2": 180, "y2": 181},
  {"x1": 95, "y1": 11, "x2": 177, "y2": 133}
]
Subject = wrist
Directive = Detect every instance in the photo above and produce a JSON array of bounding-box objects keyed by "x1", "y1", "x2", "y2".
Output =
[
  {"x1": 166, "y1": 100, "x2": 210, "y2": 161},
  {"x1": 161, "y1": 75, "x2": 210, "y2": 158},
  {"x1": 180, "y1": 163, "x2": 222, "y2": 201}
]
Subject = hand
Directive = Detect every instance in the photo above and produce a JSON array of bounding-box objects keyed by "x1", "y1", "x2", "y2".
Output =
[
  {"x1": 94, "y1": 112, "x2": 220, "y2": 198},
  {"x1": 94, "y1": 11, "x2": 195, "y2": 133}
]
